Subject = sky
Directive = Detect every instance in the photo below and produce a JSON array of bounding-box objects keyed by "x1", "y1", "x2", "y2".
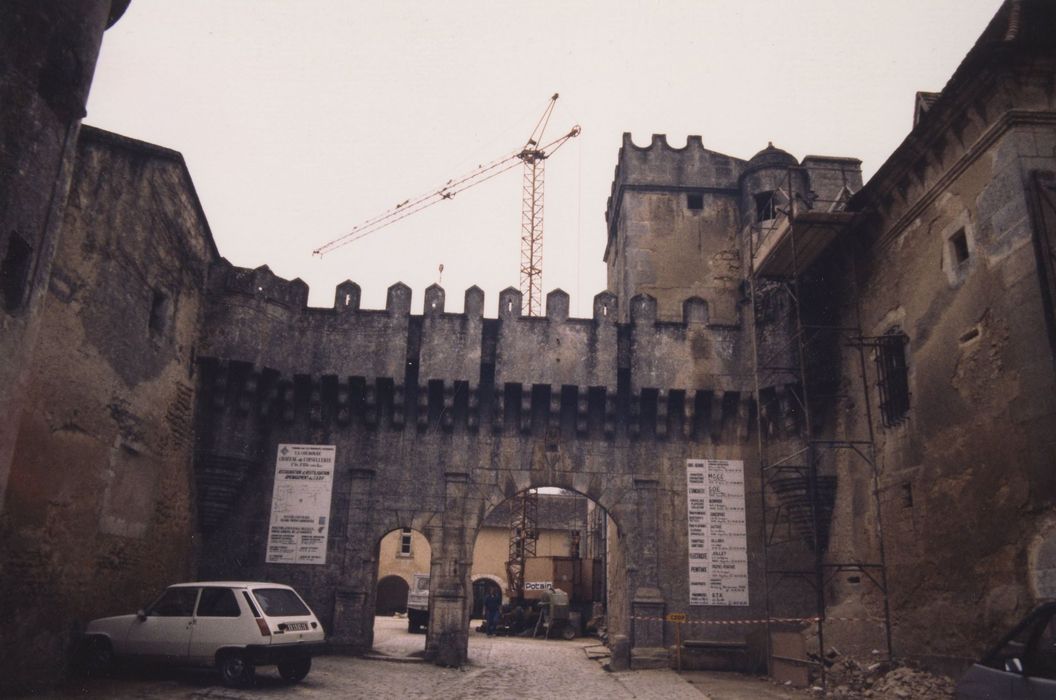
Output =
[{"x1": 85, "y1": 1, "x2": 1005, "y2": 316}]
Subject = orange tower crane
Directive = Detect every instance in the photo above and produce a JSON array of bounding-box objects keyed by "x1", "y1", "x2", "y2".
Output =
[{"x1": 312, "y1": 94, "x2": 580, "y2": 317}]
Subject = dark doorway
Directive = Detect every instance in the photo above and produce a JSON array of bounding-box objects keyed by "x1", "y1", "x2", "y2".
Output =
[
  {"x1": 376, "y1": 575, "x2": 409, "y2": 615},
  {"x1": 471, "y1": 579, "x2": 491, "y2": 619}
]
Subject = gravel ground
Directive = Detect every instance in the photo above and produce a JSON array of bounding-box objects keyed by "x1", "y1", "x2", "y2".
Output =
[{"x1": 39, "y1": 616, "x2": 803, "y2": 700}]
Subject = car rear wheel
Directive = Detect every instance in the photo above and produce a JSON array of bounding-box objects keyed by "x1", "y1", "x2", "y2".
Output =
[
  {"x1": 277, "y1": 657, "x2": 311, "y2": 682},
  {"x1": 217, "y1": 651, "x2": 255, "y2": 687},
  {"x1": 82, "y1": 636, "x2": 113, "y2": 675}
]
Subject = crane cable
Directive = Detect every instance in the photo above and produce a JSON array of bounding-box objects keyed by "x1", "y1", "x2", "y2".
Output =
[{"x1": 312, "y1": 122, "x2": 580, "y2": 257}]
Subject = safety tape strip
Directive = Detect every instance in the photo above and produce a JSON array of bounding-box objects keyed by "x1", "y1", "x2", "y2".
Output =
[{"x1": 631, "y1": 615, "x2": 885, "y2": 625}]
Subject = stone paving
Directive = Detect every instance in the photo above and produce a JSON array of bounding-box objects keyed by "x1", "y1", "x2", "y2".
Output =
[{"x1": 44, "y1": 616, "x2": 802, "y2": 700}]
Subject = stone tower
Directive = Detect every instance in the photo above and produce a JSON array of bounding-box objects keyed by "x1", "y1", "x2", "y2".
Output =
[{"x1": 603, "y1": 134, "x2": 861, "y2": 323}]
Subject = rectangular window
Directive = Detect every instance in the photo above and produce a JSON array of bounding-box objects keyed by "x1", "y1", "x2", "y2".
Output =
[
  {"x1": 196, "y1": 587, "x2": 242, "y2": 617},
  {"x1": 400, "y1": 528, "x2": 412, "y2": 556},
  {"x1": 148, "y1": 587, "x2": 199, "y2": 617},
  {"x1": 875, "y1": 332, "x2": 910, "y2": 427},
  {"x1": 755, "y1": 191, "x2": 777, "y2": 222},
  {"x1": 250, "y1": 588, "x2": 311, "y2": 617},
  {"x1": 687, "y1": 193, "x2": 703, "y2": 210}
]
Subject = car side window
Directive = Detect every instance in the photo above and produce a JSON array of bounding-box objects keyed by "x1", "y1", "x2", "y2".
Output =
[
  {"x1": 148, "y1": 587, "x2": 199, "y2": 617},
  {"x1": 1025, "y1": 611, "x2": 1056, "y2": 680},
  {"x1": 196, "y1": 587, "x2": 241, "y2": 618}
]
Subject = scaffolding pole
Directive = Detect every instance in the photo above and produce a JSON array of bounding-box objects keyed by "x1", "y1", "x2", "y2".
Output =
[{"x1": 749, "y1": 167, "x2": 893, "y2": 689}]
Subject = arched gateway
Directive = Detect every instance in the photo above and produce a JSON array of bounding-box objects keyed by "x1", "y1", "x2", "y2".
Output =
[{"x1": 192, "y1": 271, "x2": 792, "y2": 669}]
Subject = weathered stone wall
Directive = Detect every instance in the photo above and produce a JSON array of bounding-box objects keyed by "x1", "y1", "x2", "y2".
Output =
[
  {"x1": 0, "y1": 0, "x2": 125, "y2": 529},
  {"x1": 0, "y1": 127, "x2": 216, "y2": 690},
  {"x1": 605, "y1": 134, "x2": 747, "y2": 325},
  {"x1": 193, "y1": 270, "x2": 785, "y2": 667},
  {"x1": 825, "y1": 22, "x2": 1056, "y2": 669}
]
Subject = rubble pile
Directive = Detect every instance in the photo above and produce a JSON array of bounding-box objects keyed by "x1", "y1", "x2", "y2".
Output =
[{"x1": 820, "y1": 656, "x2": 955, "y2": 699}]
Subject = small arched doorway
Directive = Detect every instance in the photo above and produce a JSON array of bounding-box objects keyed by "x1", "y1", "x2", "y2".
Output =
[
  {"x1": 376, "y1": 575, "x2": 409, "y2": 615},
  {"x1": 372, "y1": 527, "x2": 432, "y2": 657},
  {"x1": 471, "y1": 575, "x2": 505, "y2": 619}
]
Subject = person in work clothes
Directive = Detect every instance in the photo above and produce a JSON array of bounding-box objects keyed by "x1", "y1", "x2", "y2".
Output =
[{"x1": 484, "y1": 587, "x2": 502, "y2": 636}]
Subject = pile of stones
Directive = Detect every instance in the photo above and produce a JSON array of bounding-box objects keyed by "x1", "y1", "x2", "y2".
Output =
[{"x1": 818, "y1": 655, "x2": 955, "y2": 699}]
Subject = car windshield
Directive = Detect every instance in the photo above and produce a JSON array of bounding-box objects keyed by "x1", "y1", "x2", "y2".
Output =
[{"x1": 251, "y1": 588, "x2": 310, "y2": 617}]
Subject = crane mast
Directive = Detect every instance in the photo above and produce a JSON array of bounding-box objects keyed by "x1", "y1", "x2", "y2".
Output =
[{"x1": 313, "y1": 95, "x2": 579, "y2": 317}]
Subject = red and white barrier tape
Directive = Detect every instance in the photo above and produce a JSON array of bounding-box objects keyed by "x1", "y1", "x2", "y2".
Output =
[{"x1": 631, "y1": 615, "x2": 884, "y2": 625}]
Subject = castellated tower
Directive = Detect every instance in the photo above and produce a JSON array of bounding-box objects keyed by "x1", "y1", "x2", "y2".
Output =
[{"x1": 604, "y1": 134, "x2": 862, "y2": 324}]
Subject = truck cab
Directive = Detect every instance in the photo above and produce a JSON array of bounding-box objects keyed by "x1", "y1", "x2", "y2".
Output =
[{"x1": 406, "y1": 573, "x2": 429, "y2": 633}]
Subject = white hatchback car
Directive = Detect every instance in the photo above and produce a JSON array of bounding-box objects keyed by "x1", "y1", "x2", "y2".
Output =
[{"x1": 82, "y1": 581, "x2": 326, "y2": 686}]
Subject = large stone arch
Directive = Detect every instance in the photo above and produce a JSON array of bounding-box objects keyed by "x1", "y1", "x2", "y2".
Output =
[{"x1": 416, "y1": 466, "x2": 665, "y2": 669}]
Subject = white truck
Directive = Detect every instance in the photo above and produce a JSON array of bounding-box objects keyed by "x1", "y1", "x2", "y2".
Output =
[{"x1": 406, "y1": 573, "x2": 430, "y2": 633}]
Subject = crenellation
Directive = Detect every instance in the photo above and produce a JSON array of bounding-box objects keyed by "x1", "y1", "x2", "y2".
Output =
[
  {"x1": 545, "y1": 289, "x2": 569, "y2": 321},
  {"x1": 335, "y1": 280, "x2": 361, "y2": 312},
  {"x1": 682, "y1": 297, "x2": 708, "y2": 325},
  {"x1": 593, "y1": 291, "x2": 617, "y2": 322},
  {"x1": 424, "y1": 283, "x2": 445, "y2": 315},
  {"x1": 386, "y1": 282, "x2": 412, "y2": 315}
]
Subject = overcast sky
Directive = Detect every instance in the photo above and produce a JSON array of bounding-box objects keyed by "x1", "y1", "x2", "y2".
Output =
[{"x1": 86, "y1": 1, "x2": 1004, "y2": 316}]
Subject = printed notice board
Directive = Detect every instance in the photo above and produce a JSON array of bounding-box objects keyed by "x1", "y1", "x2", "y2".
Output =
[
  {"x1": 265, "y1": 444, "x2": 336, "y2": 565},
  {"x1": 686, "y1": 458, "x2": 749, "y2": 606}
]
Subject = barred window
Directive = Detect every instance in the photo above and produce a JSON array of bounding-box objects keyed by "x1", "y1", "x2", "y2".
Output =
[{"x1": 875, "y1": 332, "x2": 910, "y2": 427}]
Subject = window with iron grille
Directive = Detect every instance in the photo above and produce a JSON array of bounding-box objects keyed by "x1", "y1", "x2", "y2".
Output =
[{"x1": 875, "y1": 332, "x2": 910, "y2": 427}]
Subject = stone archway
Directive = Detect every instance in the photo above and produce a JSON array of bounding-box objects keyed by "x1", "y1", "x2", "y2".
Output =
[{"x1": 457, "y1": 485, "x2": 630, "y2": 655}]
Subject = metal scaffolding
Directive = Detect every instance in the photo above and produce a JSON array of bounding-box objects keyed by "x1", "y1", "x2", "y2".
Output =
[
  {"x1": 747, "y1": 167, "x2": 894, "y2": 687},
  {"x1": 506, "y1": 488, "x2": 539, "y2": 599}
]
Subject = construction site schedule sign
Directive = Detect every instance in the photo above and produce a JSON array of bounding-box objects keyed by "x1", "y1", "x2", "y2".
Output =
[
  {"x1": 266, "y1": 444, "x2": 336, "y2": 565},
  {"x1": 686, "y1": 459, "x2": 749, "y2": 606}
]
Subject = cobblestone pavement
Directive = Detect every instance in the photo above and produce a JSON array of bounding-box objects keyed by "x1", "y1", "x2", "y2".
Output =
[{"x1": 44, "y1": 616, "x2": 800, "y2": 700}]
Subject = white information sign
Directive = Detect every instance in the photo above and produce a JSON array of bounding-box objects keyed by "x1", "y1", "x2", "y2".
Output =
[
  {"x1": 686, "y1": 459, "x2": 749, "y2": 606},
  {"x1": 266, "y1": 444, "x2": 336, "y2": 565}
]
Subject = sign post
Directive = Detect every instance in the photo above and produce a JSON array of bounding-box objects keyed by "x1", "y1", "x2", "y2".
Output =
[{"x1": 667, "y1": 612, "x2": 688, "y2": 671}]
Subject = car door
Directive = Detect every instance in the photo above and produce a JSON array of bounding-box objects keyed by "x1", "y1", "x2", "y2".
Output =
[
  {"x1": 124, "y1": 586, "x2": 198, "y2": 662},
  {"x1": 1011, "y1": 608, "x2": 1056, "y2": 699},
  {"x1": 188, "y1": 586, "x2": 250, "y2": 665},
  {"x1": 959, "y1": 605, "x2": 1056, "y2": 699}
]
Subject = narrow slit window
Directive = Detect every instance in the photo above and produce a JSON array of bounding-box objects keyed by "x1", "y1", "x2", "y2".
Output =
[
  {"x1": 1, "y1": 234, "x2": 33, "y2": 312},
  {"x1": 149, "y1": 289, "x2": 171, "y2": 334},
  {"x1": 950, "y1": 229, "x2": 970, "y2": 265},
  {"x1": 875, "y1": 331, "x2": 910, "y2": 427}
]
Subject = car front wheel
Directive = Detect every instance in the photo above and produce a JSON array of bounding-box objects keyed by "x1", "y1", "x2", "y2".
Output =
[
  {"x1": 217, "y1": 651, "x2": 255, "y2": 687},
  {"x1": 277, "y1": 657, "x2": 311, "y2": 682}
]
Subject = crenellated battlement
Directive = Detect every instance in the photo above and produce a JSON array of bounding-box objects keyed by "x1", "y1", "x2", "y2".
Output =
[
  {"x1": 201, "y1": 262, "x2": 788, "y2": 408},
  {"x1": 605, "y1": 132, "x2": 747, "y2": 231}
]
